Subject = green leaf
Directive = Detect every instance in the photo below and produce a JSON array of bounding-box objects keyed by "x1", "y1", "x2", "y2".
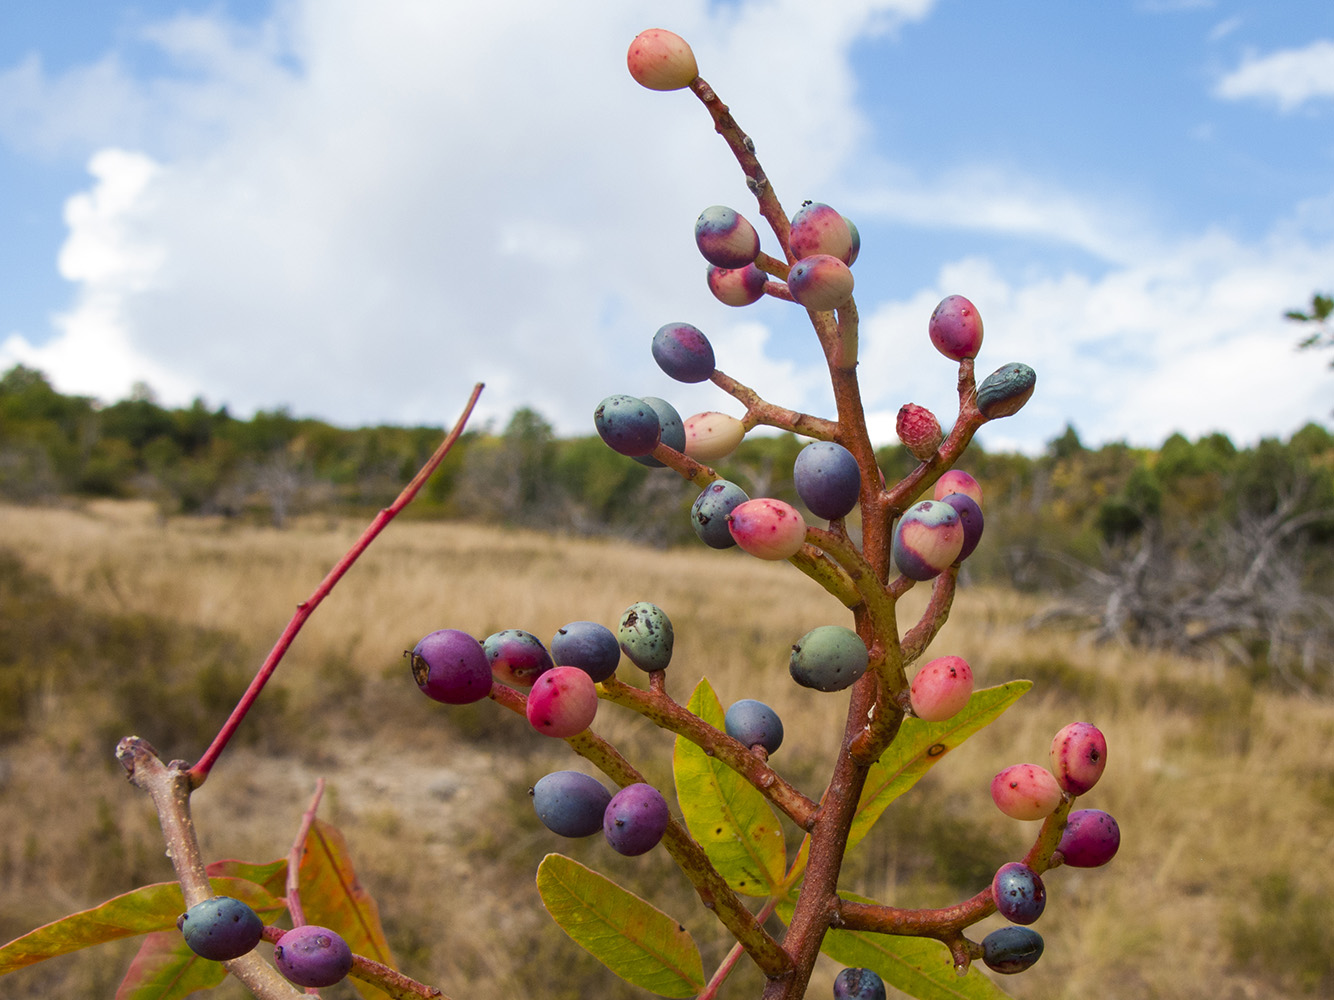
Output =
[
  {"x1": 536, "y1": 854, "x2": 705, "y2": 998},
  {"x1": 296, "y1": 818, "x2": 396, "y2": 1000},
  {"x1": 0, "y1": 876, "x2": 282, "y2": 977},
  {"x1": 848, "y1": 681, "x2": 1030, "y2": 851},
  {"x1": 672, "y1": 678, "x2": 786, "y2": 897}
]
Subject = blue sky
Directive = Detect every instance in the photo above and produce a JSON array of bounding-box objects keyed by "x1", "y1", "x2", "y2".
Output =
[{"x1": 1, "y1": 1, "x2": 1331, "y2": 454}]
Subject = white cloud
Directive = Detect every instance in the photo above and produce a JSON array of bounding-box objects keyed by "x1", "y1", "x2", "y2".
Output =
[{"x1": 1215, "y1": 39, "x2": 1334, "y2": 112}]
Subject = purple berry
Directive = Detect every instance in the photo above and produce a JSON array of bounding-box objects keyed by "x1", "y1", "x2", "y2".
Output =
[
  {"x1": 1058, "y1": 809, "x2": 1120, "y2": 868},
  {"x1": 617, "y1": 601, "x2": 674, "y2": 672},
  {"x1": 991, "y1": 862, "x2": 1047, "y2": 925},
  {"x1": 595, "y1": 394, "x2": 662, "y2": 457},
  {"x1": 891, "y1": 500, "x2": 964, "y2": 581},
  {"x1": 603, "y1": 782, "x2": 671, "y2": 856},
  {"x1": 728, "y1": 498, "x2": 807, "y2": 560},
  {"x1": 928, "y1": 294, "x2": 983, "y2": 361},
  {"x1": 786, "y1": 254, "x2": 854, "y2": 312},
  {"x1": 273, "y1": 925, "x2": 353, "y2": 988},
  {"x1": 977, "y1": 362, "x2": 1036, "y2": 419},
  {"x1": 525, "y1": 666, "x2": 599, "y2": 737},
  {"x1": 990, "y1": 764, "x2": 1063, "y2": 821},
  {"x1": 789, "y1": 202, "x2": 853, "y2": 263},
  {"x1": 939, "y1": 492, "x2": 984, "y2": 561},
  {"x1": 789, "y1": 625, "x2": 868, "y2": 692},
  {"x1": 652, "y1": 322, "x2": 716, "y2": 383},
  {"x1": 695, "y1": 205, "x2": 760, "y2": 268},
  {"x1": 634, "y1": 396, "x2": 686, "y2": 468},
  {"x1": 909, "y1": 655, "x2": 974, "y2": 721},
  {"x1": 531, "y1": 770, "x2": 614, "y2": 838},
  {"x1": 1050, "y1": 722, "x2": 1107, "y2": 795},
  {"x1": 707, "y1": 263, "x2": 766, "y2": 306},
  {"x1": 691, "y1": 480, "x2": 750, "y2": 549},
  {"x1": 627, "y1": 29, "x2": 697, "y2": 91},
  {"x1": 833, "y1": 967, "x2": 886, "y2": 1000},
  {"x1": 484, "y1": 629, "x2": 553, "y2": 688},
  {"x1": 981, "y1": 926, "x2": 1044, "y2": 974},
  {"x1": 551, "y1": 620, "x2": 620, "y2": 682},
  {"x1": 723, "y1": 699, "x2": 784, "y2": 754},
  {"x1": 177, "y1": 896, "x2": 264, "y2": 962},
  {"x1": 410, "y1": 629, "x2": 492, "y2": 705},
  {"x1": 793, "y1": 441, "x2": 861, "y2": 520}
]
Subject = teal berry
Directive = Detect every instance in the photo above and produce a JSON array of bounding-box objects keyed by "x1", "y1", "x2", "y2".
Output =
[
  {"x1": 976, "y1": 362, "x2": 1036, "y2": 419},
  {"x1": 789, "y1": 625, "x2": 868, "y2": 692},
  {"x1": 617, "y1": 601, "x2": 674, "y2": 672},
  {"x1": 177, "y1": 896, "x2": 265, "y2": 962}
]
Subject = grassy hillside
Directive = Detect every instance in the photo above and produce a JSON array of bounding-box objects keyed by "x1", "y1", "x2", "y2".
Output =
[{"x1": 0, "y1": 500, "x2": 1329, "y2": 998}]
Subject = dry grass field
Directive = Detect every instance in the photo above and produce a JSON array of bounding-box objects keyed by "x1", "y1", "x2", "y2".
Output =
[{"x1": 0, "y1": 499, "x2": 1331, "y2": 999}]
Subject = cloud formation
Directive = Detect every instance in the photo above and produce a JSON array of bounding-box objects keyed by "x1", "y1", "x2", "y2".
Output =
[{"x1": 1215, "y1": 39, "x2": 1334, "y2": 111}]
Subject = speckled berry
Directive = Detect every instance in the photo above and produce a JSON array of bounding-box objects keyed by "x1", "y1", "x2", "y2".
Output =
[
  {"x1": 1050, "y1": 722, "x2": 1107, "y2": 795},
  {"x1": 833, "y1": 966, "x2": 886, "y2": 1000},
  {"x1": 991, "y1": 764, "x2": 1063, "y2": 821},
  {"x1": 526, "y1": 666, "x2": 599, "y2": 738},
  {"x1": 909, "y1": 655, "x2": 974, "y2": 721},
  {"x1": 273, "y1": 925, "x2": 353, "y2": 988},
  {"x1": 691, "y1": 480, "x2": 750, "y2": 549},
  {"x1": 683, "y1": 411, "x2": 745, "y2": 461},
  {"x1": 991, "y1": 862, "x2": 1046, "y2": 925},
  {"x1": 786, "y1": 254, "x2": 854, "y2": 312},
  {"x1": 789, "y1": 625, "x2": 868, "y2": 692},
  {"x1": 652, "y1": 322, "x2": 715, "y2": 384},
  {"x1": 177, "y1": 896, "x2": 264, "y2": 962},
  {"x1": 928, "y1": 294, "x2": 984, "y2": 361},
  {"x1": 1058, "y1": 809, "x2": 1120, "y2": 868},
  {"x1": 977, "y1": 362, "x2": 1036, "y2": 419},
  {"x1": 728, "y1": 498, "x2": 807, "y2": 560},
  {"x1": 484, "y1": 629, "x2": 553, "y2": 688},
  {"x1": 618, "y1": 601, "x2": 674, "y2": 672},
  {"x1": 789, "y1": 203, "x2": 853, "y2": 263},
  {"x1": 627, "y1": 29, "x2": 697, "y2": 91},
  {"x1": 634, "y1": 396, "x2": 686, "y2": 468},
  {"x1": 595, "y1": 394, "x2": 661, "y2": 457}
]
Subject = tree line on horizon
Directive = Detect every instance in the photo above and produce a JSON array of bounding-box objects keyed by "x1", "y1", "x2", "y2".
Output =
[{"x1": 3, "y1": 362, "x2": 1332, "y2": 688}]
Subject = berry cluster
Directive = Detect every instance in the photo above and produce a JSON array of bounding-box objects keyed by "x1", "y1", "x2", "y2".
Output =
[{"x1": 177, "y1": 897, "x2": 354, "y2": 989}]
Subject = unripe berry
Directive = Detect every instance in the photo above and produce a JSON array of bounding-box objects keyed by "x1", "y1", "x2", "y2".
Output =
[
  {"x1": 991, "y1": 862, "x2": 1046, "y2": 925},
  {"x1": 691, "y1": 480, "x2": 750, "y2": 549},
  {"x1": 833, "y1": 966, "x2": 886, "y2": 1000},
  {"x1": 1050, "y1": 722, "x2": 1107, "y2": 795},
  {"x1": 595, "y1": 395, "x2": 661, "y2": 457},
  {"x1": 551, "y1": 620, "x2": 621, "y2": 683},
  {"x1": 909, "y1": 655, "x2": 974, "y2": 721},
  {"x1": 634, "y1": 396, "x2": 686, "y2": 468},
  {"x1": 723, "y1": 699, "x2": 784, "y2": 754},
  {"x1": 933, "y1": 469, "x2": 983, "y2": 509},
  {"x1": 793, "y1": 441, "x2": 860, "y2": 520},
  {"x1": 891, "y1": 500, "x2": 964, "y2": 581},
  {"x1": 484, "y1": 628, "x2": 553, "y2": 688},
  {"x1": 1058, "y1": 809, "x2": 1120, "y2": 867},
  {"x1": 652, "y1": 323, "x2": 715, "y2": 383},
  {"x1": 410, "y1": 629, "x2": 492, "y2": 705},
  {"x1": 977, "y1": 362, "x2": 1036, "y2": 419},
  {"x1": 981, "y1": 926, "x2": 1044, "y2": 974},
  {"x1": 695, "y1": 205, "x2": 760, "y2": 268},
  {"x1": 938, "y1": 492, "x2": 984, "y2": 561},
  {"x1": 526, "y1": 666, "x2": 599, "y2": 738},
  {"x1": 177, "y1": 896, "x2": 264, "y2": 962},
  {"x1": 928, "y1": 294, "x2": 983, "y2": 361},
  {"x1": 604, "y1": 782, "x2": 670, "y2": 856},
  {"x1": 706, "y1": 263, "x2": 767, "y2": 307},
  {"x1": 896, "y1": 403, "x2": 943, "y2": 461},
  {"x1": 531, "y1": 770, "x2": 614, "y2": 838},
  {"x1": 789, "y1": 202, "x2": 853, "y2": 263},
  {"x1": 618, "y1": 601, "x2": 674, "y2": 672},
  {"x1": 728, "y1": 498, "x2": 807, "y2": 560},
  {"x1": 789, "y1": 625, "x2": 868, "y2": 692},
  {"x1": 627, "y1": 29, "x2": 697, "y2": 91},
  {"x1": 991, "y1": 764, "x2": 1063, "y2": 821},
  {"x1": 786, "y1": 254, "x2": 854, "y2": 312},
  {"x1": 683, "y1": 411, "x2": 745, "y2": 461},
  {"x1": 273, "y1": 925, "x2": 353, "y2": 988}
]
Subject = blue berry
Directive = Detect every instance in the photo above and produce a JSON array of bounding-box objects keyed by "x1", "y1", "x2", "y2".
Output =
[
  {"x1": 551, "y1": 620, "x2": 621, "y2": 682},
  {"x1": 531, "y1": 770, "x2": 614, "y2": 838},
  {"x1": 833, "y1": 967, "x2": 886, "y2": 1000},
  {"x1": 652, "y1": 322, "x2": 716, "y2": 383},
  {"x1": 991, "y1": 862, "x2": 1046, "y2": 925},
  {"x1": 793, "y1": 441, "x2": 860, "y2": 520},
  {"x1": 634, "y1": 396, "x2": 686, "y2": 468},
  {"x1": 273, "y1": 925, "x2": 353, "y2": 988},
  {"x1": 603, "y1": 783, "x2": 670, "y2": 856},
  {"x1": 691, "y1": 480, "x2": 750, "y2": 549},
  {"x1": 595, "y1": 395, "x2": 662, "y2": 457},
  {"x1": 981, "y1": 926, "x2": 1044, "y2": 974},
  {"x1": 789, "y1": 625, "x2": 868, "y2": 692},
  {"x1": 177, "y1": 896, "x2": 264, "y2": 962},
  {"x1": 410, "y1": 629, "x2": 492, "y2": 704},
  {"x1": 724, "y1": 699, "x2": 784, "y2": 754}
]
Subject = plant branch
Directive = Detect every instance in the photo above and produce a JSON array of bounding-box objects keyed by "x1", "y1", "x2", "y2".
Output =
[{"x1": 285, "y1": 779, "x2": 326, "y2": 928}]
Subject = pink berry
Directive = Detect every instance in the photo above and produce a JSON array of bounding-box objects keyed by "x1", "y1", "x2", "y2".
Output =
[
  {"x1": 1050, "y1": 722, "x2": 1107, "y2": 795},
  {"x1": 933, "y1": 469, "x2": 983, "y2": 510},
  {"x1": 991, "y1": 764, "x2": 1063, "y2": 821},
  {"x1": 626, "y1": 29, "x2": 698, "y2": 92},
  {"x1": 526, "y1": 666, "x2": 599, "y2": 738},
  {"x1": 789, "y1": 203, "x2": 853, "y2": 263},
  {"x1": 727, "y1": 498, "x2": 807, "y2": 560},
  {"x1": 929, "y1": 294, "x2": 983, "y2": 361},
  {"x1": 683, "y1": 411, "x2": 745, "y2": 461},
  {"x1": 909, "y1": 655, "x2": 974, "y2": 721},
  {"x1": 706, "y1": 263, "x2": 766, "y2": 307},
  {"x1": 891, "y1": 500, "x2": 964, "y2": 581},
  {"x1": 786, "y1": 254, "x2": 854, "y2": 312},
  {"x1": 896, "y1": 403, "x2": 943, "y2": 461},
  {"x1": 695, "y1": 206, "x2": 760, "y2": 268}
]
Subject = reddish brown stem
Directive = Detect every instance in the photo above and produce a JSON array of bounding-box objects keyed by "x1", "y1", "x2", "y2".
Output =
[
  {"x1": 188, "y1": 384, "x2": 485, "y2": 787},
  {"x1": 285, "y1": 779, "x2": 325, "y2": 928}
]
